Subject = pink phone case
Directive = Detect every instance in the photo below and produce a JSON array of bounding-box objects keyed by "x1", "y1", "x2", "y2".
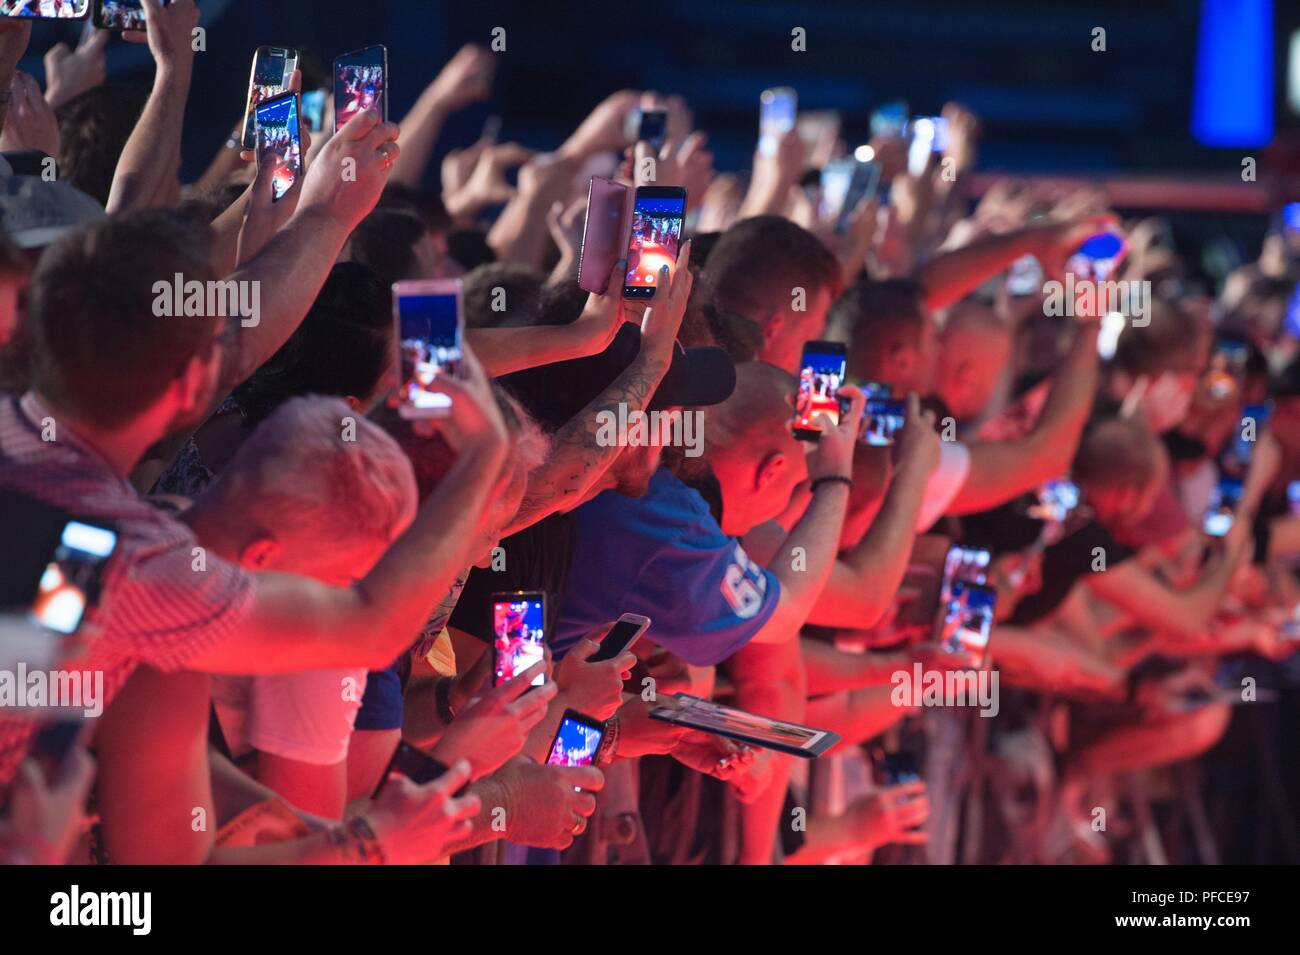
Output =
[{"x1": 577, "y1": 177, "x2": 630, "y2": 294}]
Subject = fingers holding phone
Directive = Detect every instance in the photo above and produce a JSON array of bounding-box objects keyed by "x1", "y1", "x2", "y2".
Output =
[{"x1": 367, "y1": 758, "x2": 480, "y2": 864}]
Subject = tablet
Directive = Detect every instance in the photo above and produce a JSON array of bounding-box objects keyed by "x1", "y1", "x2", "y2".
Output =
[{"x1": 649, "y1": 693, "x2": 839, "y2": 758}]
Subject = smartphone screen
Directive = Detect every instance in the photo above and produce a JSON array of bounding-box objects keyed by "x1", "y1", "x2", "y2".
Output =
[
  {"x1": 547, "y1": 713, "x2": 606, "y2": 767},
  {"x1": 936, "y1": 581, "x2": 996, "y2": 664},
  {"x1": 1205, "y1": 339, "x2": 1249, "y2": 401},
  {"x1": 30, "y1": 520, "x2": 117, "y2": 635},
  {"x1": 300, "y1": 89, "x2": 328, "y2": 133},
  {"x1": 870, "y1": 101, "x2": 908, "y2": 140},
  {"x1": 1006, "y1": 254, "x2": 1044, "y2": 296},
  {"x1": 1027, "y1": 478, "x2": 1080, "y2": 524},
  {"x1": 394, "y1": 280, "x2": 462, "y2": 419},
  {"x1": 1225, "y1": 402, "x2": 1272, "y2": 472},
  {"x1": 940, "y1": 545, "x2": 991, "y2": 608},
  {"x1": 905, "y1": 116, "x2": 949, "y2": 177},
  {"x1": 881, "y1": 752, "x2": 921, "y2": 785},
  {"x1": 95, "y1": 0, "x2": 163, "y2": 29},
  {"x1": 622, "y1": 188, "x2": 686, "y2": 299},
  {"x1": 589, "y1": 614, "x2": 650, "y2": 663},
  {"x1": 1, "y1": 0, "x2": 89, "y2": 18},
  {"x1": 759, "y1": 87, "x2": 797, "y2": 157},
  {"x1": 635, "y1": 110, "x2": 668, "y2": 152},
  {"x1": 1203, "y1": 477, "x2": 1243, "y2": 537},
  {"x1": 492, "y1": 592, "x2": 546, "y2": 687},
  {"x1": 254, "y1": 94, "x2": 301, "y2": 203},
  {"x1": 793, "y1": 341, "x2": 846, "y2": 440},
  {"x1": 334, "y1": 45, "x2": 387, "y2": 132},
  {"x1": 1287, "y1": 480, "x2": 1300, "y2": 517},
  {"x1": 1066, "y1": 232, "x2": 1127, "y2": 283},
  {"x1": 242, "y1": 48, "x2": 298, "y2": 149},
  {"x1": 862, "y1": 396, "x2": 906, "y2": 446}
]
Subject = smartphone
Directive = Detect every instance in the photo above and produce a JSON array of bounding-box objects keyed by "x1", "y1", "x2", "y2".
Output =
[
  {"x1": 93, "y1": 0, "x2": 163, "y2": 30},
  {"x1": 589, "y1": 613, "x2": 650, "y2": 663},
  {"x1": 1205, "y1": 338, "x2": 1250, "y2": 402},
  {"x1": 491, "y1": 591, "x2": 546, "y2": 688},
  {"x1": 905, "y1": 115, "x2": 949, "y2": 177},
  {"x1": 30, "y1": 720, "x2": 89, "y2": 786},
  {"x1": 870, "y1": 100, "x2": 909, "y2": 140},
  {"x1": 1225, "y1": 402, "x2": 1272, "y2": 472},
  {"x1": 576, "y1": 176, "x2": 630, "y2": 295},
  {"x1": 880, "y1": 751, "x2": 921, "y2": 785},
  {"x1": 254, "y1": 92, "x2": 302, "y2": 204},
  {"x1": 300, "y1": 89, "x2": 328, "y2": 134},
  {"x1": 1287, "y1": 480, "x2": 1300, "y2": 517},
  {"x1": 935, "y1": 580, "x2": 996, "y2": 665},
  {"x1": 334, "y1": 44, "x2": 388, "y2": 132},
  {"x1": 371, "y1": 741, "x2": 461, "y2": 798},
  {"x1": 821, "y1": 157, "x2": 881, "y2": 234},
  {"x1": 634, "y1": 109, "x2": 668, "y2": 152},
  {"x1": 393, "y1": 279, "x2": 462, "y2": 420},
  {"x1": 861, "y1": 395, "x2": 906, "y2": 447},
  {"x1": 759, "y1": 87, "x2": 797, "y2": 158},
  {"x1": 1066, "y1": 232, "x2": 1128, "y2": 283},
  {"x1": 1027, "y1": 478, "x2": 1081, "y2": 524},
  {"x1": 622, "y1": 186, "x2": 687, "y2": 300},
  {"x1": 1203, "y1": 476, "x2": 1244, "y2": 538},
  {"x1": 241, "y1": 47, "x2": 299, "y2": 150},
  {"x1": 1, "y1": 0, "x2": 89, "y2": 18},
  {"x1": 1006, "y1": 254, "x2": 1044, "y2": 296},
  {"x1": 939, "y1": 544, "x2": 991, "y2": 608},
  {"x1": 546, "y1": 710, "x2": 606, "y2": 768},
  {"x1": 792, "y1": 340, "x2": 847, "y2": 441}
]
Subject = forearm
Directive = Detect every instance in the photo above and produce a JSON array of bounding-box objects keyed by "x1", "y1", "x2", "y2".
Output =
[
  {"x1": 809, "y1": 460, "x2": 928, "y2": 628},
  {"x1": 917, "y1": 224, "x2": 1043, "y2": 312},
  {"x1": 440, "y1": 775, "x2": 512, "y2": 855},
  {"x1": 467, "y1": 321, "x2": 619, "y2": 378},
  {"x1": 769, "y1": 484, "x2": 852, "y2": 624},
  {"x1": 107, "y1": 63, "x2": 193, "y2": 214},
  {"x1": 221, "y1": 208, "x2": 351, "y2": 391},
  {"x1": 506, "y1": 345, "x2": 671, "y2": 533},
  {"x1": 802, "y1": 639, "x2": 912, "y2": 695},
  {"x1": 207, "y1": 184, "x2": 252, "y2": 278},
  {"x1": 389, "y1": 95, "x2": 449, "y2": 188}
]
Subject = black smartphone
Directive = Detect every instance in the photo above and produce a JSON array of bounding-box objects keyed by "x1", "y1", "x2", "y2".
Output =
[
  {"x1": 622, "y1": 186, "x2": 687, "y2": 300},
  {"x1": 635, "y1": 109, "x2": 668, "y2": 152},
  {"x1": 31, "y1": 720, "x2": 87, "y2": 786},
  {"x1": 372, "y1": 740, "x2": 464, "y2": 798},
  {"x1": 589, "y1": 613, "x2": 650, "y2": 663},
  {"x1": 491, "y1": 591, "x2": 546, "y2": 687},
  {"x1": 824, "y1": 157, "x2": 881, "y2": 234},
  {"x1": 1, "y1": 0, "x2": 89, "y2": 19},
  {"x1": 935, "y1": 580, "x2": 996, "y2": 666},
  {"x1": 546, "y1": 709, "x2": 606, "y2": 768},
  {"x1": 93, "y1": 0, "x2": 163, "y2": 30},
  {"x1": 880, "y1": 751, "x2": 921, "y2": 785},
  {"x1": 241, "y1": 46, "x2": 299, "y2": 149},
  {"x1": 253, "y1": 92, "x2": 302, "y2": 204},
  {"x1": 1, "y1": 490, "x2": 118, "y2": 636},
  {"x1": 792, "y1": 340, "x2": 847, "y2": 441},
  {"x1": 334, "y1": 44, "x2": 388, "y2": 132},
  {"x1": 862, "y1": 395, "x2": 906, "y2": 446}
]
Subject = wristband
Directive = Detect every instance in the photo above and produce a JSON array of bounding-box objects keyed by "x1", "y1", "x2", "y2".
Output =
[
  {"x1": 344, "y1": 816, "x2": 386, "y2": 865},
  {"x1": 435, "y1": 676, "x2": 458, "y2": 724},
  {"x1": 595, "y1": 715, "x2": 620, "y2": 766},
  {"x1": 810, "y1": 475, "x2": 853, "y2": 495}
]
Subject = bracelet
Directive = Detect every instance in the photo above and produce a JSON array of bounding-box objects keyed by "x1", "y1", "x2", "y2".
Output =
[
  {"x1": 595, "y1": 715, "x2": 620, "y2": 766},
  {"x1": 810, "y1": 475, "x2": 853, "y2": 495},
  {"x1": 435, "y1": 676, "x2": 458, "y2": 724}
]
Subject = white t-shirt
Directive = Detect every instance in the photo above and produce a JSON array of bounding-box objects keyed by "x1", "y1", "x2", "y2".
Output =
[
  {"x1": 212, "y1": 669, "x2": 368, "y2": 766},
  {"x1": 914, "y1": 440, "x2": 972, "y2": 531}
]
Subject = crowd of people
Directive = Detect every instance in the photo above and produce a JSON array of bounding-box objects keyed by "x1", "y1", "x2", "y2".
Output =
[{"x1": 0, "y1": 0, "x2": 1297, "y2": 866}]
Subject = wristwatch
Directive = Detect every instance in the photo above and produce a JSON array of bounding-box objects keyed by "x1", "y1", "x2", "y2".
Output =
[{"x1": 595, "y1": 715, "x2": 620, "y2": 766}]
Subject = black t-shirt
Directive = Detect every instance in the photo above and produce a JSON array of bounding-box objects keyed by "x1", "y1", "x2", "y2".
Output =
[
  {"x1": 448, "y1": 511, "x2": 575, "y2": 644},
  {"x1": 1010, "y1": 518, "x2": 1135, "y2": 626}
]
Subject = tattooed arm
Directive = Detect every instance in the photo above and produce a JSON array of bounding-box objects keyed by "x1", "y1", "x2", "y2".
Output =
[{"x1": 502, "y1": 243, "x2": 694, "y2": 535}]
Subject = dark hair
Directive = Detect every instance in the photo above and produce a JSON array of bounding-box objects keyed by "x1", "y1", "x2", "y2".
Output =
[
  {"x1": 29, "y1": 210, "x2": 218, "y2": 427},
  {"x1": 56, "y1": 85, "x2": 149, "y2": 208},
  {"x1": 446, "y1": 227, "x2": 497, "y2": 272},
  {"x1": 378, "y1": 184, "x2": 452, "y2": 233},
  {"x1": 349, "y1": 207, "x2": 428, "y2": 287},
  {"x1": 463, "y1": 263, "x2": 546, "y2": 329},
  {"x1": 703, "y1": 216, "x2": 841, "y2": 323},
  {"x1": 1111, "y1": 298, "x2": 1199, "y2": 377},
  {"x1": 826, "y1": 276, "x2": 926, "y2": 380},
  {"x1": 233, "y1": 262, "x2": 393, "y2": 425}
]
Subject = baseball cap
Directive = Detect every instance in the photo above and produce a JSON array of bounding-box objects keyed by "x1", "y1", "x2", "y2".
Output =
[
  {"x1": 500, "y1": 323, "x2": 736, "y2": 432},
  {"x1": 0, "y1": 175, "x2": 106, "y2": 250}
]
